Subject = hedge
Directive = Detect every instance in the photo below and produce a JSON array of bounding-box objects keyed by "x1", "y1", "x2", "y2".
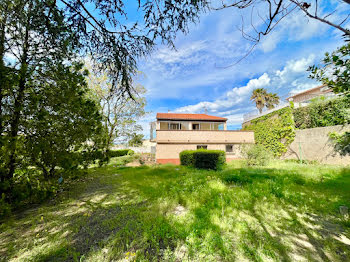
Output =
[
  {"x1": 108, "y1": 149, "x2": 134, "y2": 158},
  {"x1": 293, "y1": 96, "x2": 349, "y2": 129},
  {"x1": 180, "y1": 149, "x2": 226, "y2": 170}
]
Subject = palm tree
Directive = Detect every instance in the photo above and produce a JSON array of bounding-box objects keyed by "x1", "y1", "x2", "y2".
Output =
[
  {"x1": 250, "y1": 88, "x2": 267, "y2": 114},
  {"x1": 265, "y1": 93, "x2": 280, "y2": 110}
]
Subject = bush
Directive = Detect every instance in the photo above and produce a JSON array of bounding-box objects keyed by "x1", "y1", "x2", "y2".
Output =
[
  {"x1": 108, "y1": 149, "x2": 134, "y2": 158},
  {"x1": 329, "y1": 131, "x2": 350, "y2": 156},
  {"x1": 180, "y1": 150, "x2": 195, "y2": 166},
  {"x1": 241, "y1": 144, "x2": 272, "y2": 166},
  {"x1": 180, "y1": 149, "x2": 226, "y2": 170},
  {"x1": 293, "y1": 96, "x2": 350, "y2": 129}
]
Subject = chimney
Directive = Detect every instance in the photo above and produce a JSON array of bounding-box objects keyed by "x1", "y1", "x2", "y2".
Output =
[{"x1": 168, "y1": 109, "x2": 170, "y2": 113}]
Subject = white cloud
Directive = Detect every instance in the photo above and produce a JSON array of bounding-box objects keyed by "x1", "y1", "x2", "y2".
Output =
[
  {"x1": 137, "y1": 1, "x2": 345, "y2": 133},
  {"x1": 172, "y1": 55, "x2": 320, "y2": 126},
  {"x1": 175, "y1": 73, "x2": 270, "y2": 115}
]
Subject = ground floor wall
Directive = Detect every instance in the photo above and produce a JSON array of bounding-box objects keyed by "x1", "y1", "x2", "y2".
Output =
[
  {"x1": 156, "y1": 143, "x2": 244, "y2": 164},
  {"x1": 282, "y1": 125, "x2": 350, "y2": 165}
]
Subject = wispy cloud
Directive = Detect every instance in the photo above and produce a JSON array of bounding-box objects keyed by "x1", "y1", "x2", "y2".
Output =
[{"x1": 137, "y1": 3, "x2": 346, "y2": 136}]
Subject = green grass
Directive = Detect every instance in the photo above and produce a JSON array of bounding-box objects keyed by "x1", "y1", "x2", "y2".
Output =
[{"x1": 1, "y1": 161, "x2": 350, "y2": 261}]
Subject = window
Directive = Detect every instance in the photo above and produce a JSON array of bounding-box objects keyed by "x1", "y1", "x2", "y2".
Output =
[
  {"x1": 169, "y1": 123, "x2": 181, "y2": 130},
  {"x1": 192, "y1": 124, "x2": 200, "y2": 130},
  {"x1": 226, "y1": 145, "x2": 233, "y2": 152},
  {"x1": 197, "y1": 145, "x2": 207, "y2": 150}
]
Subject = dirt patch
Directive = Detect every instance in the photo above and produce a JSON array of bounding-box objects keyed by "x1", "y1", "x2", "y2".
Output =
[{"x1": 173, "y1": 205, "x2": 187, "y2": 216}]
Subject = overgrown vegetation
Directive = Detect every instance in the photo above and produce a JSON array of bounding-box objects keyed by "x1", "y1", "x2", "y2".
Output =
[
  {"x1": 243, "y1": 107, "x2": 295, "y2": 157},
  {"x1": 241, "y1": 144, "x2": 273, "y2": 166},
  {"x1": 1, "y1": 161, "x2": 349, "y2": 261},
  {"x1": 329, "y1": 131, "x2": 350, "y2": 156},
  {"x1": 293, "y1": 96, "x2": 350, "y2": 129},
  {"x1": 180, "y1": 149, "x2": 226, "y2": 170},
  {"x1": 308, "y1": 42, "x2": 350, "y2": 156}
]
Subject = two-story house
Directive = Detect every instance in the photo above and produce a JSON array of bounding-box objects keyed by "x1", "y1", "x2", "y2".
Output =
[{"x1": 153, "y1": 113, "x2": 255, "y2": 164}]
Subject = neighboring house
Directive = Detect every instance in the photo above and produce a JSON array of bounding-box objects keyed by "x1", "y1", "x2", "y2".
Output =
[
  {"x1": 152, "y1": 113, "x2": 255, "y2": 164},
  {"x1": 286, "y1": 84, "x2": 334, "y2": 104},
  {"x1": 242, "y1": 85, "x2": 335, "y2": 128}
]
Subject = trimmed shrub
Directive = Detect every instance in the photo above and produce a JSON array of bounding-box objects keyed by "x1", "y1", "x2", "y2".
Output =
[
  {"x1": 180, "y1": 149, "x2": 226, "y2": 170},
  {"x1": 241, "y1": 144, "x2": 272, "y2": 166},
  {"x1": 108, "y1": 149, "x2": 134, "y2": 158},
  {"x1": 180, "y1": 150, "x2": 195, "y2": 166}
]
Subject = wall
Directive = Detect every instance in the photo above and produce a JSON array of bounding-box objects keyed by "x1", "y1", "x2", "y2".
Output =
[
  {"x1": 282, "y1": 125, "x2": 350, "y2": 165},
  {"x1": 112, "y1": 140, "x2": 156, "y2": 154},
  {"x1": 156, "y1": 143, "x2": 243, "y2": 164},
  {"x1": 156, "y1": 130, "x2": 254, "y2": 144}
]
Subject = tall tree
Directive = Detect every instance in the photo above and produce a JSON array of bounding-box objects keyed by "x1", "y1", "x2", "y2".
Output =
[
  {"x1": 23, "y1": 63, "x2": 103, "y2": 179},
  {"x1": 251, "y1": 88, "x2": 268, "y2": 114},
  {"x1": 85, "y1": 64, "x2": 146, "y2": 149},
  {"x1": 1, "y1": 0, "x2": 76, "y2": 181},
  {"x1": 265, "y1": 93, "x2": 280, "y2": 110},
  {"x1": 50, "y1": 0, "x2": 207, "y2": 96}
]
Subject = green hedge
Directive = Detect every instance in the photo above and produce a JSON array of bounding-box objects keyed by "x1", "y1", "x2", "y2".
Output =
[
  {"x1": 179, "y1": 150, "x2": 195, "y2": 166},
  {"x1": 108, "y1": 149, "x2": 134, "y2": 158},
  {"x1": 243, "y1": 107, "x2": 295, "y2": 157},
  {"x1": 180, "y1": 149, "x2": 226, "y2": 170},
  {"x1": 293, "y1": 96, "x2": 349, "y2": 129}
]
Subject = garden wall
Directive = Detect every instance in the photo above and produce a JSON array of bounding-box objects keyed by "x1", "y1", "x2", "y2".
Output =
[{"x1": 282, "y1": 125, "x2": 350, "y2": 165}]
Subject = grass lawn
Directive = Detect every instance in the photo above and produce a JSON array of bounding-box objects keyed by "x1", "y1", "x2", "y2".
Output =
[{"x1": 1, "y1": 160, "x2": 350, "y2": 261}]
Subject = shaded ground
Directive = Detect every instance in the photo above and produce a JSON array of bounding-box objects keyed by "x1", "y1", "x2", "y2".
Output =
[{"x1": 1, "y1": 161, "x2": 350, "y2": 261}]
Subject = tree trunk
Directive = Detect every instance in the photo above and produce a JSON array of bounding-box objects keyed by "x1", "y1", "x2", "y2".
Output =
[
  {"x1": 7, "y1": 3, "x2": 31, "y2": 180},
  {"x1": 0, "y1": 10, "x2": 8, "y2": 184},
  {"x1": 0, "y1": 12, "x2": 7, "y2": 136}
]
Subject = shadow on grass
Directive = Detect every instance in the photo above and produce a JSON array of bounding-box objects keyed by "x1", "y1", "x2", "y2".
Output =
[{"x1": 1, "y1": 164, "x2": 350, "y2": 261}]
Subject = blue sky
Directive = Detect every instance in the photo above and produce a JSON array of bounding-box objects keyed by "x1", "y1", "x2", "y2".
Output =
[{"x1": 124, "y1": 1, "x2": 350, "y2": 136}]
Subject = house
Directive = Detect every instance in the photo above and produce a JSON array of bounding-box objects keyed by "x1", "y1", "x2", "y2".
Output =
[
  {"x1": 152, "y1": 113, "x2": 255, "y2": 164},
  {"x1": 242, "y1": 85, "x2": 335, "y2": 128},
  {"x1": 286, "y1": 84, "x2": 334, "y2": 104}
]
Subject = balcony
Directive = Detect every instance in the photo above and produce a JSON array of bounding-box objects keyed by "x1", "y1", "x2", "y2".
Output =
[{"x1": 156, "y1": 130, "x2": 254, "y2": 144}]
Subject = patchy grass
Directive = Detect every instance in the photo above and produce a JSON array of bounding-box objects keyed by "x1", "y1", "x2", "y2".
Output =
[{"x1": 1, "y1": 161, "x2": 350, "y2": 261}]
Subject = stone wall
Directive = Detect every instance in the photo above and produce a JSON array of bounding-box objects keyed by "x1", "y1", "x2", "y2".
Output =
[{"x1": 283, "y1": 125, "x2": 350, "y2": 165}]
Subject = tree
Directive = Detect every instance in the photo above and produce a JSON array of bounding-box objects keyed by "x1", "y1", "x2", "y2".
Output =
[
  {"x1": 309, "y1": 43, "x2": 350, "y2": 95},
  {"x1": 309, "y1": 43, "x2": 350, "y2": 155},
  {"x1": 212, "y1": 1, "x2": 350, "y2": 46},
  {"x1": 0, "y1": 0, "x2": 77, "y2": 182},
  {"x1": 251, "y1": 88, "x2": 268, "y2": 113},
  {"x1": 128, "y1": 133, "x2": 144, "y2": 147},
  {"x1": 23, "y1": 63, "x2": 104, "y2": 179},
  {"x1": 47, "y1": 0, "x2": 207, "y2": 97},
  {"x1": 265, "y1": 93, "x2": 280, "y2": 110},
  {"x1": 85, "y1": 63, "x2": 146, "y2": 149}
]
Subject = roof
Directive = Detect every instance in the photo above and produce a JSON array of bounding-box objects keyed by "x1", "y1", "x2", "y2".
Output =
[
  {"x1": 156, "y1": 113, "x2": 227, "y2": 122},
  {"x1": 286, "y1": 84, "x2": 330, "y2": 100}
]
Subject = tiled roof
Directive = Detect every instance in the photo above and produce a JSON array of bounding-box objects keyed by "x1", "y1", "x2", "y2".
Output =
[{"x1": 156, "y1": 113, "x2": 227, "y2": 121}]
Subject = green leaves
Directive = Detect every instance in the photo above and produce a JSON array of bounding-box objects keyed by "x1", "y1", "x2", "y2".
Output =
[
  {"x1": 293, "y1": 96, "x2": 349, "y2": 129},
  {"x1": 243, "y1": 107, "x2": 295, "y2": 157},
  {"x1": 309, "y1": 43, "x2": 350, "y2": 95},
  {"x1": 250, "y1": 88, "x2": 280, "y2": 113}
]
